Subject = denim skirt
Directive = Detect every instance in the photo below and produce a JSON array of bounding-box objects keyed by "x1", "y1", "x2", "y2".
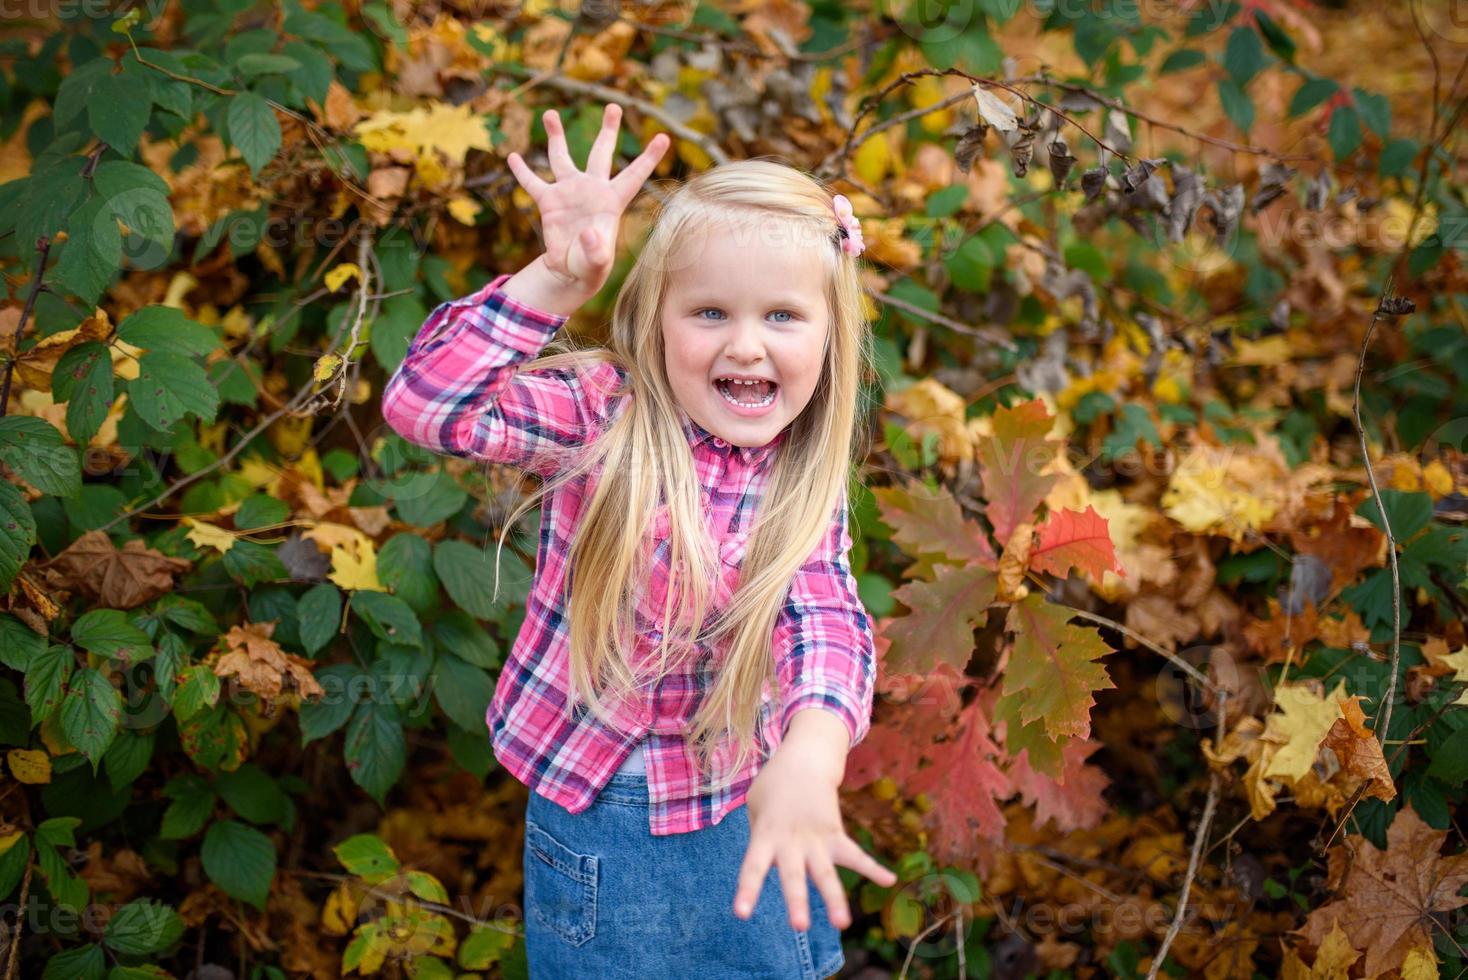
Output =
[{"x1": 522, "y1": 769, "x2": 846, "y2": 979}]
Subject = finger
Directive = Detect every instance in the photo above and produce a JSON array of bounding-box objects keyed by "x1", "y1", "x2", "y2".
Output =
[
  {"x1": 834, "y1": 835, "x2": 898, "y2": 888},
  {"x1": 776, "y1": 850, "x2": 811, "y2": 932},
  {"x1": 808, "y1": 855, "x2": 852, "y2": 930},
  {"x1": 585, "y1": 102, "x2": 622, "y2": 179},
  {"x1": 610, "y1": 131, "x2": 670, "y2": 206},
  {"x1": 506, "y1": 151, "x2": 548, "y2": 200},
  {"x1": 542, "y1": 108, "x2": 577, "y2": 179},
  {"x1": 732, "y1": 836, "x2": 774, "y2": 920}
]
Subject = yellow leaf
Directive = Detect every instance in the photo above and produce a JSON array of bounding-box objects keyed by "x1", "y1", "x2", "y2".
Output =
[
  {"x1": 1261, "y1": 680, "x2": 1349, "y2": 782},
  {"x1": 184, "y1": 518, "x2": 237, "y2": 555},
  {"x1": 910, "y1": 75, "x2": 951, "y2": 133},
  {"x1": 322, "y1": 882, "x2": 360, "y2": 936},
  {"x1": 325, "y1": 263, "x2": 362, "y2": 292},
  {"x1": 853, "y1": 130, "x2": 892, "y2": 186},
  {"x1": 0, "y1": 830, "x2": 24, "y2": 857},
  {"x1": 354, "y1": 102, "x2": 493, "y2": 168},
  {"x1": 447, "y1": 196, "x2": 481, "y2": 225},
  {"x1": 314, "y1": 353, "x2": 343, "y2": 382},
  {"x1": 302, "y1": 523, "x2": 384, "y2": 592},
  {"x1": 7, "y1": 748, "x2": 51, "y2": 784},
  {"x1": 1434, "y1": 645, "x2": 1468, "y2": 706},
  {"x1": 1401, "y1": 945, "x2": 1440, "y2": 980}
]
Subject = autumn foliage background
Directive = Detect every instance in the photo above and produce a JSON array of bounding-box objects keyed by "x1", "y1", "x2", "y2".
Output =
[{"x1": 0, "y1": 0, "x2": 1465, "y2": 977}]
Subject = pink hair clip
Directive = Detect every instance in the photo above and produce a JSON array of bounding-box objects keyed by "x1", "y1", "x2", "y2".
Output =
[{"x1": 832, "y1": 194, "x2": 865, "y2": 257}]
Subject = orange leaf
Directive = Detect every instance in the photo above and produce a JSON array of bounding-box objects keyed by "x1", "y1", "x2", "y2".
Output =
[{"x1": 1031, "y1": 505, "x2": 1126, "y2": 581}]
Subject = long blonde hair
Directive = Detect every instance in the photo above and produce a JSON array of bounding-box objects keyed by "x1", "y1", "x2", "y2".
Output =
[{"x1": 490, "y1": 158, "x2": 874, "y2": 791}]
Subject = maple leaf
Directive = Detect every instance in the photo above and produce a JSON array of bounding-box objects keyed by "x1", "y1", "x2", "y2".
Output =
[
  {"x1": 354, "y1": 102, "x2": 492, "y2": 169},
  {"x1": 1428, "y1": 645, "x2": 1468, "y2": 706},
  {"x1": 977, "y1": 398, "x2": 1061, "y2": 544},
  {"x1": 1297, "y1": 807, "x2": 1468, "y2": 978},
  {"x1": 1031, "y1": 505, "x2": 1126, "y2": 582},
  {"x1": 1320, "y1": 695, "x2": 1396, "y2": 803},
  {"x1": 41, "y1": 529, "x2": 191, "y2": 609},
  {"x1": 1007, "y1": 737, "x2": 1109, "y2": 833},
  {"x1": 1261, "y1": 680, "x2": 1349, "y2": 782},
  {"x1": 214, "y1": 622, "x2": 325, "y2": 704},
  {"x1": 1000, "y1": 593, "x2": 1114, "y2": 740},
  {"x1": 1280, "y1": 920, "x2": 1359, "y2": 979},
  {"x1": 871, "y1": 480, "x2": 996, "y2": 565},
  {"x1": 881, "y1": 562, "x2": 997, "y2": 675},
  {"x1": 300, "y1": 522, "x2": 385, "y2": 592}
]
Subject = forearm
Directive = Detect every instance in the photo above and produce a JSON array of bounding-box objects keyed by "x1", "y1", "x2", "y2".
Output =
[
  {"x1": 776, "y1": 707, "x2": 851, "y2": 785},
  {"x1": 497, "y1": 253, "x2": 601, "y2": 318}
]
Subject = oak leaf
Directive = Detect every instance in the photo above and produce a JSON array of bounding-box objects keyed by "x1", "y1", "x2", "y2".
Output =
[
  {"x1": 881, "y1": 563, "x2": 997, "y2": 675},
  {"x1": 1000, "y1": 592, "x2": 1114, "y2": 740},
  {"x1": 1031, "y1": 504, "x2": 1126, "y2": 582},
  {"x1": 977, "y1": 398, "x2": 1061, "y2": 543}
]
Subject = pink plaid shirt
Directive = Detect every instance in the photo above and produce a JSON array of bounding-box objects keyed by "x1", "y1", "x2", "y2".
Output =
[{"x1": 381, "y1": 273, "x2": 874, "y2": 835}]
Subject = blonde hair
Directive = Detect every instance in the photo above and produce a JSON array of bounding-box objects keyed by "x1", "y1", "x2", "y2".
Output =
[{"x1": 490, "y1": 157, "x2": 875, "y2": 792}]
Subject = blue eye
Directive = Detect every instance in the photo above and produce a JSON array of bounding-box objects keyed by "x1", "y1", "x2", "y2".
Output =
[
  {"x1": 695, "y1": 308, "x2": 796, "y2": 322},
  {"x1": 695, "y1": 308, "x2": 725, "y2": 321},
  {"x1": 770, "y1": 311, "x2": 793, "y2": 323}
]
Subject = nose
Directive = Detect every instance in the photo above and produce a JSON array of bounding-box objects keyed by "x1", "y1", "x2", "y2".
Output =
[{"x1": 723, "y1": 316, "x2": 766, "y2": 364}]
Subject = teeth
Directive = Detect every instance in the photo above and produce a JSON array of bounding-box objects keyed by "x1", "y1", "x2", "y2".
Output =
[{"x1": 716, "y1": 379, "x2": 775, "y2": 408}]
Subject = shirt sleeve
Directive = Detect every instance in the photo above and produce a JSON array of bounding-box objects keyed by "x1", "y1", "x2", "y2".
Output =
[
  {"x1": 380, "y1": 273, "x2": 620, "y2": 476},
  {"x1": 772, "y1": 484, "x2": 876, "y2": 750}
]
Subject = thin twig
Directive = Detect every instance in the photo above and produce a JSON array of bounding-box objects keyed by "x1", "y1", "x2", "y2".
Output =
[
  {"x1": 0, "y1": 237, "x2": 52, "y2": 417},
  {"x1": 868, "y1": 286, "x2": 1017, "y2": 351},
  {"x1": 1063, "y1": 606, "x2": 1220, "y2": 694},
  {"x1": 1147, "y1": 691, "x2": 1228, "y2": 980},
  {"x1": 2, "y1": 855, "x2": 34, "y2": 980},
  {"x1": 1351, "y1": 282, "x2": 1405, "y2": 745}
]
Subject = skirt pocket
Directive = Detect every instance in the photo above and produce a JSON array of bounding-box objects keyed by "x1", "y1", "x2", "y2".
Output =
[{"x1": 524, "y1": 818, "x2": 599, "y2": 947}]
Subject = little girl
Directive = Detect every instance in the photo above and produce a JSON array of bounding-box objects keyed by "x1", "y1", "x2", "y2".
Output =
[{"x1": 381, "y1": 101, "x2": 896, "y2": 978}]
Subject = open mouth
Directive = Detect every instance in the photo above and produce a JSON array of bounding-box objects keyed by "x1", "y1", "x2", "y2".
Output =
[{"x1": 714, "y1": 377, "x2": 778, "y2": 409}]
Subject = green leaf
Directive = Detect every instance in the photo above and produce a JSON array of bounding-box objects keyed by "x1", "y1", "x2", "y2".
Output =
[
  {"x1": 0, "y1": 613, "x2": 45, "y2": 672},
  {"x1": 25, "y1": 644, "x2": 72, "y2": 723},
  {"x1": 127, "y1": 352, "x2": 219, "y2": 433},
  {"x1": 54, "y1": 59, "x2": 113, "y2": 128},
  {"x1": 0, "y1": 417, "x2": 81, "y2": 496},
  {"x1": 1158, "y1": 49, "x2": 1205, "y2": 75},
  {"x1": 221, "y1": 538, "x2": 287, "y2": 587},
  {"x1": 431, "y1": 652, "x2": 494, "y2": 733},
  {"x1": 1223, "y1": 26, "x2": 1266, "y2": 86},
  {"x1": 1217, "y1": 77, "x2": 1254, "y2": 133},
  {"x1": 60, "y1": 667, "x2": 122, "y2": 769},
  {"x1": 1251, "y1": 9, "x2": 1295, "y2": 63},
  {"x1": 943, "y1": 234, "x2": 994, "y2": 292},
  {"x1": 432, "y1": 539, "x2": 504, "y2": 618},
  {"x1": 431, "y1": 612, "x2": 500, "y2": 669},
  {"x1": 54, "y1": 342, "x2": 115, "y2": 447},
  {"x1": 88, "y1": 71, "x2": 151, "y2": 157},
  {"x1": 0, "y1": 481, "x2": 38, "y2": 591},
  {"x1": 299, "y1": 663, "x2": 363, "y2": 744},
  {"x1": 117, "y1": 306, "x2": 219, "y2": 356},
  {"x1": 1287, "y1": 77, "x2": 1338, "y2": 117},
  {"x1": 924, "y1": 185, "x2": 968, "y2": 219},
  {"x1": 370, "y1": 294, "x2": 429, "y2": 374},
  {"x1": 172, "y1": 664, "x2": 221, "y2": 722},
  {"x1": 333, "y1": 833, "x2": 400, "y2": 883},
  {"x1": 280, "y1": 40, "x2": 333, "y2": 106},
  {"x1": 1356, "y1": 490, "x2": 1434, "y2": 541},
  {"x1": 160, "y1": 773, "x2": 216, "y2": 840},
  {"x1": 234, "y1": 53, "x2": 302, "y2": 76},
  {"x1": 42, "y1": 944, "x2": 105, "y2": 980},
  {"x1": 1353, "y1": 87, "x2": 1391, "y2": 137},
  {"x1": 1327, "y1": 106, "x2": 1362, "y2": 161},
  {"x1": 228, "y1": 92, "x2": 281, "y2": 177},
  {"x1": 53, "y1": 197, "x2": 120, "y2": 305},
  {"x1": 351, "y1": 590, "x2": 423, "y2": 647},
  {"x1": 103, "y1": 730, "x2": 154, "y2": 791},
  {"x1": 156, "y1": 595, "x2": 219, "y2": 635},
  {"x1": 1378, "y1": 138, "x2": 1419, "y2": 179},
  {"x1": 103, "y1": 899, "x2": 185, "y2": 955},
  {"x1": 296, "y1": 583, "x2": 342, "y2": 656},
  {"x1": 344, "y1": 698, "x2": 405, "y2": 806},
  {"x1": 393, "y1": 469, "x2": 468, "y2": 527},
  {"x1": 217, "y1": 762, "x2": 290, "y2": 825},
  {"x1": 71, "y1": 609, "x2": 153, "y2": 662},
  {"x1": 202, "y1": 819, "x2": 276, "y2": 911}
]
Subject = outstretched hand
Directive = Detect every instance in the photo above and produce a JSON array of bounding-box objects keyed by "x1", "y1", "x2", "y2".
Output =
[{"x1": 506, "y1": 103, "x2": 670, "y2": 300}]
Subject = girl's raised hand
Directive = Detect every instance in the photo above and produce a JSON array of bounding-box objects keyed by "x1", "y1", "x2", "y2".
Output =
[{"x1": 506, "y1": 103, "x2": 670, "y2": 300}]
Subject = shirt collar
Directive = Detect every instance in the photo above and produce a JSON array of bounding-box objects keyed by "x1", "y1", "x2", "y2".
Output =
[{"x1": 677, "y1": 404, "x2": 784, "y2": 466}]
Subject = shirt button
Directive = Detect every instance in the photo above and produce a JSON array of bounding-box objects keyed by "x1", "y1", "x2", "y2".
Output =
[{"x1": 713, "y1": 437, "x2": 726, "y2": 448}]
